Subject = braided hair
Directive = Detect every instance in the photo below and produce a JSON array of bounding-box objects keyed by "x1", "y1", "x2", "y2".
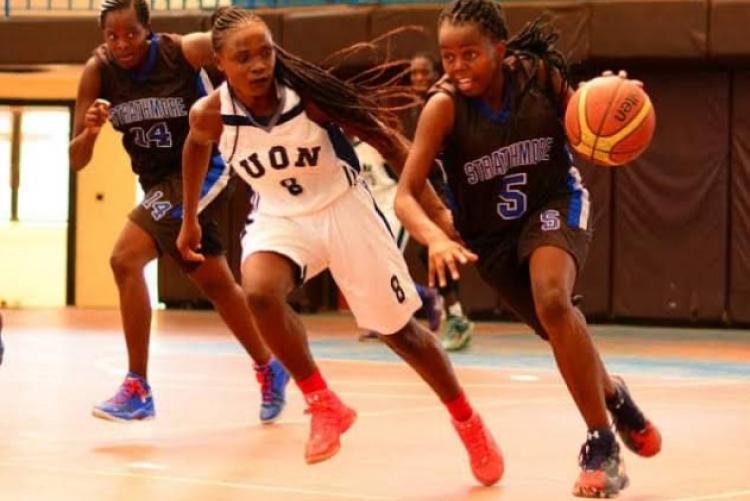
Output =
[
  {"x1": 99, "y1": 0, "x2": 149, "y2": 28},
  {"x1": 438, "y1": 0, "x2": 570, "y2": 112},
  {"x1": 211, "y1": 7, "x2": 416, "y2": 147}
]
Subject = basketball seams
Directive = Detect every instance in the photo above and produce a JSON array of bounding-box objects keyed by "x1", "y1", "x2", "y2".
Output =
[{"x1": 590, "y1": 77, "x2": 625, "y2": 164}]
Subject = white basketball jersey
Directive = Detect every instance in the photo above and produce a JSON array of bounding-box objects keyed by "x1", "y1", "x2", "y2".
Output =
[{"x1": 217, "y1": 82, "x2": 360, "y2": 217}]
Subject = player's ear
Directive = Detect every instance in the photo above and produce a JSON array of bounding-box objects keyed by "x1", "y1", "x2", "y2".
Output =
[{"x1": 494, "y1": 41, "x2": 507, "y2": 61}]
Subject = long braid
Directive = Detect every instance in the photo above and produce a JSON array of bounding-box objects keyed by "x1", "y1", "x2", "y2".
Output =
[
  {"x1": 99, "y1": 0, "x2": 149, "y2": 27},
  {"x1": 438, "y1": 0, "x2": 570, "y2": 113},
  {"x1": 211, "y1": 7, "x2": 418, "y2": 144}
]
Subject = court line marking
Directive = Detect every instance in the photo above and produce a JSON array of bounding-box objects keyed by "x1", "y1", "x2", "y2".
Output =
[
  {"x1": 0, "y1": 461, "x2": 398, "y2": 501},
  {"x1": 670, "y1": 489, "x2": 750, "y2": 500}
]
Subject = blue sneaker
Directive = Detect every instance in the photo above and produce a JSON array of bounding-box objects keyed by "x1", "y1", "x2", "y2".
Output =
[
  {"x1": 92, "y1": 372, "x2": 155, "y2": 422},
  {"x1": 255, "y1": 358, "x2": 290, "y2": 423}
]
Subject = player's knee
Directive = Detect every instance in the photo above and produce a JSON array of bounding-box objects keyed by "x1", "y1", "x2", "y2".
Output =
[
  {"x1": 245, "y1": 289, "x2": 281, "y2": 315},
  {"x1": 534, "y1": 285, "x2": 572, "y2": 328},
  {"x1": 109, "y1": 251, "x2": 140, "y2": 281}
]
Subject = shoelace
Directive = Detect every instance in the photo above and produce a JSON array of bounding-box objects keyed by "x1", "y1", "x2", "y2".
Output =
[
  {"x1": 255, "y1": 365, "x2": 275, "y2": 403},
  {"x1": 462, "y1": 420, "x2": 490, "y2": 461},
  {"x1": 304, "y1": 399, "x2": 341, "y2": 430},
  {"x1": 110, "y1": 378, "x2": 147, "y2": 405}
]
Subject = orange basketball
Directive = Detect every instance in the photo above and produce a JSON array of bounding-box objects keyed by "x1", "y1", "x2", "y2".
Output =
[{"x1": 565, "y1": 75, "x2": 656, "y2": 166}]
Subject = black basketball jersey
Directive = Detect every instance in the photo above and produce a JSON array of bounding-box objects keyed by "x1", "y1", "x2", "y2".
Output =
[
  {"x1": 433, "y1": 63, "x2": 575, "y2": 251},
  {"x1": 96, "y1": 33, "x2": 216, "y2": 190}
]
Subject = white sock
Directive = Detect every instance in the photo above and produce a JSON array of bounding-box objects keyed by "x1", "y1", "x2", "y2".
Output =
[{"x1": 448, "y1": 302, "x2": 464, "y2": 318}]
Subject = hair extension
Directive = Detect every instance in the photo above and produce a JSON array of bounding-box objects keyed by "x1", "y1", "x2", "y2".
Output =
[{"x1": 211, "y1": 6, "x2": 420, "y2": 145}]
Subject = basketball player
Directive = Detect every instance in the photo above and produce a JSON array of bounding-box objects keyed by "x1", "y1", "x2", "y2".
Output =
[
  {"x1": 403, "y1": 53, "x2": 474, "y2": 352},
  {"x1": 395, "y1": 0, "x2": 661, "y2": 497},
  {"x1": 177, "y1": 7, "x2": 502, "y2": 485},
  {"x1": 69, "y1": 0, "x2": 288, "y2": 423}
]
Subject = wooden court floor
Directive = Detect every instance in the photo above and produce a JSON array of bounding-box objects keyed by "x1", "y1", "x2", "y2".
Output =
[{"x1": 0, "y1": 308, "x2": 749, "y2": 501}]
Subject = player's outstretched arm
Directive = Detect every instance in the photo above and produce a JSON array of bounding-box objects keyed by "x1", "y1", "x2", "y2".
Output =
[
  {"x1": 177, "y1": 90, "x2": 222, "y2": 263},
  {"x1": 395, "y1": 92, "x2": 477, "y2": 288},
  {"x1": 69, "y1": 57, "x2": 108, "y2": 171}
]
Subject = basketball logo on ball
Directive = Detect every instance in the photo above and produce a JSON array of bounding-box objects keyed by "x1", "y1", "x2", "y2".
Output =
[{"x1": 565, "y1": 75, "x2": 656, "y2": 166}]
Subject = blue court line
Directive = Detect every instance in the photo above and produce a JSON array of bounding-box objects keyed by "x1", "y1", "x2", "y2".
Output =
[{"x1": 158, "y1": 337, "x2": 750, "y2": 380}]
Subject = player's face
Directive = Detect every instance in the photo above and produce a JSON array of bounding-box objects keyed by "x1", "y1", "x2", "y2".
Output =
[
  {"x1": 438, "y1": 21, "x2": 505, "y2": 98},
  {"x1": 217, "y1": 22, "x2": 276, "y2": 100},
  {"x1": 102, "y1": 7, "x2": 150, "y2": 70},
  {"x1": 409, "y1": 56, "x2": 438, "y2": 95}
]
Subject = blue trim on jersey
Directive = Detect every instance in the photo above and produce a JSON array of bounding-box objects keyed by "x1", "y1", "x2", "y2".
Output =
[
  {"x1": 469, "y1": 73, "x2": 513, "y2": 124},
  {"x1": 170, "y1": 153, "x2": 226, "y2": 219},
  {"x1": 566, "y1": 172, "x2": 584, "y2": 229},
  {"x1": 372, "y1": 198, "x2": 394, "y2": 239},
  {"x1": 130, "y1": 33, "x2": 159, "y2": 84},
  {"x1": 220, "y1": 102, "x2": 304, "y2": 128},
  {"x1": 324, "y1": 124, "x2": 360, "y2": 172},
  {"x1": 195, "y1": 72, "x2": 208, "y2": 97}
]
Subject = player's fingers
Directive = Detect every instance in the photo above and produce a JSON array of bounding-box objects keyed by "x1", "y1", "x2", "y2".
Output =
[
  {"x1": 602, "y1": 70, "x2": 614, "y2": 77},
  {"x1": 434, "y1": 256, "x2": 448, "y2": 288},
  {"x1": 461, "y1": 248, "x2": 479, "y2": 263},
  {"x1": 185, "y1": 249, "x2": 205, "y2": 263},
  {"x1": 446, "y1": 255, "x2": 461, "y2": 281},
  {"x1": 428, "y1": 259, "x2": 441, "y2": 288},
  {"x1": 454, "y1": 248, "x2": 470, "y2": 265},
  {"x1": 617, "y1": 69, "x2": 628, "y2": 79}
]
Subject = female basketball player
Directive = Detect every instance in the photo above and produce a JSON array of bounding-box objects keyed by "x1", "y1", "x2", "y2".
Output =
[
  {"x1": 395, "y1": 0, "x2": 661, "y2": 497},
  {"x1": 69, "y1": 0, "x2": 288, "y2": 423},
  {"x1": 403, "y1": 53, "x2": 474, "y2": 352},
  {"x1": 177, "y1": 7, "x2": 502, "y2": 485}
]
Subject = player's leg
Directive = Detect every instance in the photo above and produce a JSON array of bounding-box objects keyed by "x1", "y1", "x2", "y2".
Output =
[
  {"x1": 188, "y1": 254, "x2": 289, "y2": 423},
  {"x1": 529, "y1": 246, "x2": 630, "y2": 497},
  {"x1": 167, "y1": 185, "x2": 289, "y2": 424},
  {"x1": 329, "y1": 184, "x2": 502, "y2": 485},
  {"x1": 240, "y1": 216, "x2": 355, "y2": 463},
  {"x1": 92, "y1": 219, "x2": 158, "y2": 421}
]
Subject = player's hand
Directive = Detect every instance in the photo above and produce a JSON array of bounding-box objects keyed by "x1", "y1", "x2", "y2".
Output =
[
  {"x1": 427, "y1": 238, "x2": 478, "y2": 288},
  {"x1": 432, "y1": 208, "x2": 464, "y2": 244},
  {"x1": 177, "y1": 218, "x2": 205, "y2": 263},
  {"x1": 84, "y1": 98, "x2": 110, "y2": 135},
  {"x1": 578, "y1": 70, "x2": 642, "y2": 89}
]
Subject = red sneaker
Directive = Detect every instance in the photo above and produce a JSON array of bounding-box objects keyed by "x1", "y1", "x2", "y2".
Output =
[
  {"x1": 452, "y1": 413, "x2": 504, "y2": 486},
  {"x1": 304, "y1": 389, "x2": 357, "y2": 464}
]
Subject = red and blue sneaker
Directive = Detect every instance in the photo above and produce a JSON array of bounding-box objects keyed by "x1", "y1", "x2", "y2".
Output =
[
  {"x1": 92, "y1": 372, "x2": 155, "y2": 422},
  {"x1": 606, "y1": 376, "x2": 662, "y2": 457},
  {"x1": 573, "y1": 428, "x2": 629, "y2": 498},
  {"x1": 255, "y1": 358, "x2": 290, "y2": 423}
]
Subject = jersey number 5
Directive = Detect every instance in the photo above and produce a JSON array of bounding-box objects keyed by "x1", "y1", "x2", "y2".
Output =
[
  {"x1": 497, "y1": 172, "x2": 527, "y2": 220},
  {"x1": 131, "y1": 121, "x2": 173, "y2": 148}
]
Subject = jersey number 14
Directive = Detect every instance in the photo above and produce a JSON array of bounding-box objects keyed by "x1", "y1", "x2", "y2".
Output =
[{"x1": 131, "y1": 121, "x2": 173, "y2": 148}]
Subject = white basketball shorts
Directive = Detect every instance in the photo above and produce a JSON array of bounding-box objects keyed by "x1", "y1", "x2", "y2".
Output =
[{"x1": 241, "y1": 182, "x2": 421, "y2": 334}]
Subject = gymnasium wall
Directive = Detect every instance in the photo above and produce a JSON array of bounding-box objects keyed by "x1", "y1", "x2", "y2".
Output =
[
  {"x1": 2, "y1": 0, "x2": 749, "y2": 324},
  {"x1": 0, "y1": 68, "x2": 134, "y2": 308}
]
